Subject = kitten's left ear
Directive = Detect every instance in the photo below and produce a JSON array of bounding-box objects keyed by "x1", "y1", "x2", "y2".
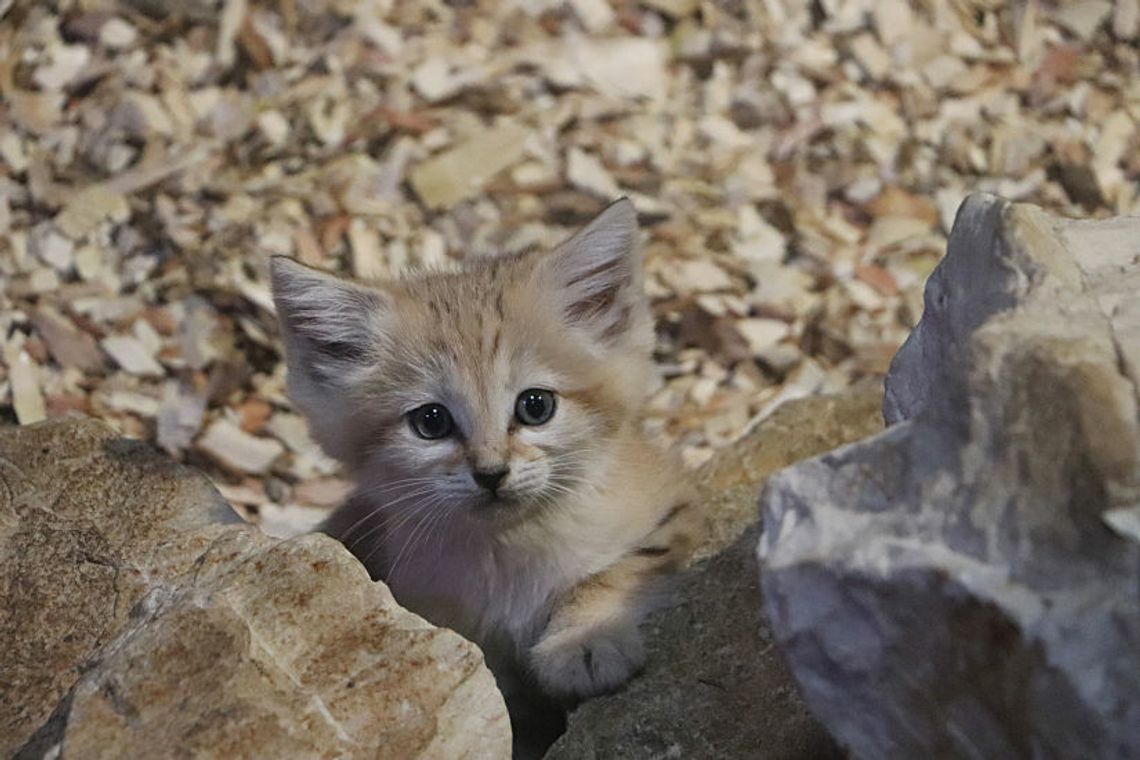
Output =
[{"x1": 540, "y1": 198, "x2": 650, "y2": 346}]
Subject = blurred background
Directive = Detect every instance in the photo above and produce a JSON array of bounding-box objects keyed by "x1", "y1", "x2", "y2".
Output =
[{"x1": 1, "y1": 0, "x2": 1137, "y2": 532}]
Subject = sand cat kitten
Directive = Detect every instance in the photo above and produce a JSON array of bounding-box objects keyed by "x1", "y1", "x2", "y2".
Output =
[{"x1": 270, "y1": 200, "x2": 697, "y2": 715}]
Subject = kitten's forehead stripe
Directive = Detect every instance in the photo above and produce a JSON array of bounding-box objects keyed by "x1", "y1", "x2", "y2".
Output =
[
  {"x1": 655, "y1": 501, "x2": 691, "y2": 528},
  {"x1": 562, "y1": 386, "x2": 607, "y2": 409}
]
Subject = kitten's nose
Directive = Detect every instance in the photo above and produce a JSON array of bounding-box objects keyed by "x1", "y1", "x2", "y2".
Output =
[{"x1": 472, "y1": 467, "x2": 509, "y2": 492}]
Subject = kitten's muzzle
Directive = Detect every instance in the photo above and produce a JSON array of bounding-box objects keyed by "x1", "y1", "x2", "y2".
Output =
[{"x1": 472, "y1": 467, "x2": 509, "y2": 493}]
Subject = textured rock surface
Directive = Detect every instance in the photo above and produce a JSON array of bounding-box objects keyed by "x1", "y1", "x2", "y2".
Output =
[
  {"x1": 1, "y1": 418, "x2": 510, "y2": 759},
  {"x1": 546, "y1": 387, "x2": 883, "y2": 759},
  {"x1": 760, "y1": 193, "x2": 1140, "y2": 759}
]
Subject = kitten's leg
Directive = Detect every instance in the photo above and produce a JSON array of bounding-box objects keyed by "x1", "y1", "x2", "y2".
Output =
[{"x1": 529, "y1": 500, "x2": 697, "y2": 701}]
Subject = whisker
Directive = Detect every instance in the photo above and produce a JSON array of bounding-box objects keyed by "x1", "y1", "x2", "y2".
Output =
[
  {"x1": 428, "y1": 503, "x2": 454, "y2": 566},
  {"x1": 361, "y1": 498, "x2": 436, "y2": 571},
  {"x1": 354, "y1": 476, "x2": 440, "y2": 498},
  {"x1": 371, "y1": 494, "x2": 437, "y2": 547},
  {"x1": 406, "y1": 506, "x2": 451, "y2": 584},
  {"x1": 341, "y1": 487, "x2": 439, "y2": 545},
  {"x1": 345, "y1": 499, "x2": 428, "y2": 551},
  {"x1": 385, "y1": 497, "x2": 448, "y2": 582}
]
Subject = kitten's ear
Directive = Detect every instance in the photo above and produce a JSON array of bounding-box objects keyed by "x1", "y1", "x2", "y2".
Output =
[
  {"x1": 541, "y1": 198, "x2": 649, "y2": 346},
  {"x1": 270, "y1": 257, "x2": 387, "y2": 379}
]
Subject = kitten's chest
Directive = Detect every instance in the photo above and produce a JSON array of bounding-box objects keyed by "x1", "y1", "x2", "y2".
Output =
[{"x1": 381, "y1": 526, "x2": 581, "y2": 650}]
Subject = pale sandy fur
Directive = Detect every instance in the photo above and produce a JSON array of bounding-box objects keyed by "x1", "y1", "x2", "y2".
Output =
[{"x1": 272, "y1": 199, "x2": 701, "y2": 704}]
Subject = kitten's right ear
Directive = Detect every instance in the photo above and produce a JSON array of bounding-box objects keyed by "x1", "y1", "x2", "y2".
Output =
[{"x1": 270, "y1": 257, "x2": 387, "y2": 378}]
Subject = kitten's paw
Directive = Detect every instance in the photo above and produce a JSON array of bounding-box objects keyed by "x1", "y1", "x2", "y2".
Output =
[{"x1": 529, "y1": 623, "x2": 645, "y2": 701}]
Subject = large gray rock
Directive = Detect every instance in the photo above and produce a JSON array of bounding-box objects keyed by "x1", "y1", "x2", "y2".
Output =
[
  {"x1": 547, "y1": 387, "x2": 883, "y2": 759},
  {"x1": 759, "y1": 193, "x2": 1140, "y2": 759},
  {"x1": 1, "y1": 418, "x2": 510, "y2": 759}
]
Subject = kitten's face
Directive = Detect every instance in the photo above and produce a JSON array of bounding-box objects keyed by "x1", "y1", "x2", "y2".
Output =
[
  {"x1": 272, "y1": 199, "x2": 654, "y2": 524},
  {"x1": 355, "y1": 279, "x2": 628, "y2": 520}
]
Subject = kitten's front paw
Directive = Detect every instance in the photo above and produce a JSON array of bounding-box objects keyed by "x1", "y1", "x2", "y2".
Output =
[{"x1": 529, "y1": 623, "x2": 645, "y2": 701}]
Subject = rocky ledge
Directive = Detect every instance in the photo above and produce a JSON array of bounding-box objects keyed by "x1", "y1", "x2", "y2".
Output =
[
  {"x1": 1, "y1": 418, "x2": 509, "y2": 759},
  {"x1": 0, "y1": 386, "x2": 885, "y2": 760},
  {"x1": 760, "y1": 193, "x2": 1140, "y2": 758}
]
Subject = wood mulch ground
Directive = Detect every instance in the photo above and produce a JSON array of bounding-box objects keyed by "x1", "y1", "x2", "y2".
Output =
[{"x1": 2, "y1": 0, "x2": 1137, "y2": 532}]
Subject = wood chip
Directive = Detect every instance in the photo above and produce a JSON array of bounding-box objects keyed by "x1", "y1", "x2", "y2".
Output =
[
  {"x1": 101, "y1": 335, "x2": 164, "y2": 377},
  {"x1": 734, "y1": 318, "x2": 791, "y2": 355},
  {"x1": 1114, "y1": 0, "x2": 1140, "y2": 39},
  {"x1": 238, "y1": 397, "x2": 273, "y2": 434},
  {"x1": 100, "y1": 18, "x2": 138, "y2": 49},
  {"x1": 157, "y1": 380, "x2": 207, "y2": 455},
  {"x1": 567, "y1": 148, "x2": 621, "y2": 199},
  {"x1": 3, "y1": 343, "x2": 46, "y2": 425},
  {"x1": 640, "y1": 0, "x2": 699, "y2": 19},
  {"x1": 410, "y1": 122, "x2": 530, "y2": 209},
  {"x1": 1, "y1": 0, "x2": 1131, "y2": 536},
  {"x1": 294, "y1": 477, "x2": 353, "y2": 508},
  {"x1": 660, "y1": 260, "x2": 734, "y2": 293},
  {"x1": 55, "y1": 186, "x2": 131, "y2": 239},
  {"x1": 569, "y1": 0, "x2": 615, "y2": 32},
  {"x1": 1053, "y1": 0, "x2": 1113, "y2": 41},
  {"x1": 30, "y1": 306, "x2": 105, "y2": 372},
  {"x1": 197, "y1": 418, "x2": 285, "y2": 475},
  {"x1": 569, "y1": 38, "x2": 667, "y2": 102}
]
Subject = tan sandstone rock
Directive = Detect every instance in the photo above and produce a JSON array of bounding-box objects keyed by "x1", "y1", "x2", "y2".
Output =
[{"x1": 1, "y1": 418, "x2": 510, "y2": 759}]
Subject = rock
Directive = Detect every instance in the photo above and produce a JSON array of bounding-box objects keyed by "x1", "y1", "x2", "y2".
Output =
[
  {"x1": 546, "y1": 386, "x2": 883, "y2": 759},
  {"x1": 1, "y1": 418, "x2": 510, "y2": 758},
  {"x1": 759, "y1": 193, "x2": 1140, "y2": 759}
]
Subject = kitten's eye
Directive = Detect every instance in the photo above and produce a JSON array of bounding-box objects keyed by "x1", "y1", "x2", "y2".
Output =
[
  {"x1": 407, "y1": 403, "x2": 454, "y2": 439},
  {"x1": 515, "y1": 388, "x2": 557, "y2": 426}
]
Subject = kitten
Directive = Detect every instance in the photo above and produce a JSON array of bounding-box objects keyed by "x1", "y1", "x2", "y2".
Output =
[{"x1": 270, "y1": 199, "x2": 698, "y2": 720}]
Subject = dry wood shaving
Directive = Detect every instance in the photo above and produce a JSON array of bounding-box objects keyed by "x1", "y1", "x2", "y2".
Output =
[{"x1": 2, "y1": 0, "x2": 1137, "y2": 529}]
